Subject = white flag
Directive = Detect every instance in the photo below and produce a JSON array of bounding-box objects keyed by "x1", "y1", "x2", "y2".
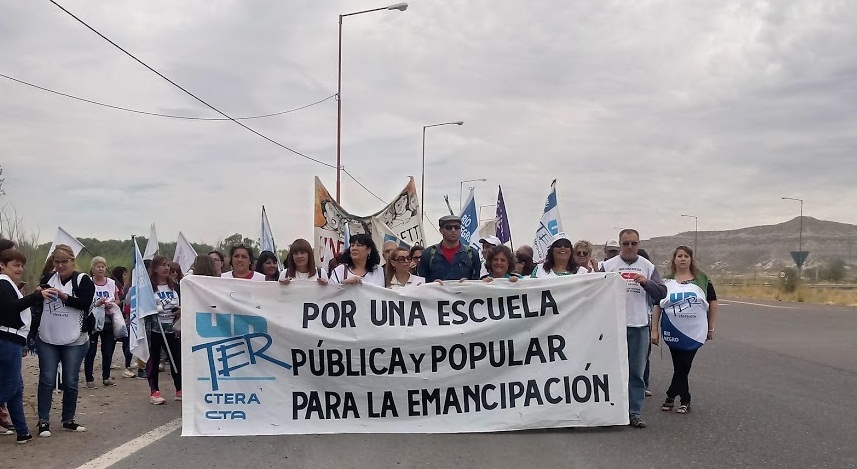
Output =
[
  {"x1": 260, "y1": 206, "x2": 281, "y2": 270},
  {"x1": 143, "y1": 223, "x2": 159, "y2": 260},
  {"x1": 46, "y1": 226, "x2": 86, "y2": 261},
  {"x1": 129, "y1": 238, "x2": 157, "y2": 363},
  {"x1": 173, "y1": 232, "x2": 198, "y2": 274},
  {"x1": 532, "y1": 180, "x2": 563, "y2": 262}
]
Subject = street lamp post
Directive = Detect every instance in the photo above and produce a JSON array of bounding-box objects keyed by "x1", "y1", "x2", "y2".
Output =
[
  {"x1": 680, "y1": 214, "x2": 698, "y2": 254},
  {"x1": 421, "y1": 121, "x2": 464, "y2": 219},
  {"x1": 336, "y1": 2, "x2": 408, "y2": 203},
  {"x1": 459, "y1": 178, "x2": 487, "y2": 211},
  {"x1": 782, "y1": 196, "x2": 804, "y2": 277}
]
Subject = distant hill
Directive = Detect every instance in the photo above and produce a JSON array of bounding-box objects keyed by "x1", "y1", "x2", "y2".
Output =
[{"x1": 641, "y1": 217, "x2": 857, "y2": 276}]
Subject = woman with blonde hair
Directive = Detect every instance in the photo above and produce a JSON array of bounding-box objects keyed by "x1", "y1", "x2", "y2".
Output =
[
  {"x1": 572, "y1": 240, "x2": 599, "y2": 273},
  {"x1": 30, "y1": 244, "x2": 94, "y2": 437},
  {"x1": 385, "y1": 246, "x2": 425, "y2": 288},
  {"x1": 83, "y1": 257, "x2": 120, "y2": 389}
]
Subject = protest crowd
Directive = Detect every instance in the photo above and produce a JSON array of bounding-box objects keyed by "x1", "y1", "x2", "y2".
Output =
[{"x1": 0, "y1": 183, "x2": 719, "y2": 443}]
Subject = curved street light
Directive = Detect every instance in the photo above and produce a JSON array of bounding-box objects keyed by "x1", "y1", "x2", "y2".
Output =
[
  {"x1": 336, "y1": 3, "x2": 408, "y2": 203},
  {"x1": 422, "y1": 121, "x2": 464, "y2": 219}
]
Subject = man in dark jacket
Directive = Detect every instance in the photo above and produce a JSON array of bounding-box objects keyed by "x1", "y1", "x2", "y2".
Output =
[{"x1": 417, "y1": 215, "x2": 481, "y2": 283}]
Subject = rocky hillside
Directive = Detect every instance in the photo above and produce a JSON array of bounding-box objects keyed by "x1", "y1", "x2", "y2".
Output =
[{"x1": 641, "y1": 217, "x2": 857, "y2": 276}]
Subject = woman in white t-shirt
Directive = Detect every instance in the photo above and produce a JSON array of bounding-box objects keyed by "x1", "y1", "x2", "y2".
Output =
[
  {"x1": 221, "y1": 244, "x2": 265, "y2": 281},
  {"x1": 385, "y1": 247, "x2": 425, "y2": 289},
  {"x1": 83, "y1": 257, "x2": 120, "y2": 388},
  {"x1": 531, "y1": 232, "x2": 589, "y2": 278},
  {"x1": 279, "y1": 239, "x2": 327, "y2": 285},
  {"x1": 329, "y1": 234, "x2": 385, "y2": 287},
  {"x1": 146, "y1": 256, "x2": 182, "y2": 405}
]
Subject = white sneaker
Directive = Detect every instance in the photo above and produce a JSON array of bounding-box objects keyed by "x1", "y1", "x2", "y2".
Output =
[
  {"x1": 122, "y1": 368, "x2": 136, "y2": 378},
  {"x1": 150, "y1": 391, "x2": 166, "y2": 405}
]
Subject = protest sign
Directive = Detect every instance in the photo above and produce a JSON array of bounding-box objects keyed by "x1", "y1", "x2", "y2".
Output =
[{"x1": 181, "y1": 274, "x2": 629, "y2": 435}]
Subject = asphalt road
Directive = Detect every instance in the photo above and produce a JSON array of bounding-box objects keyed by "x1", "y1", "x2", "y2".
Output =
[{"x1": 5, "y1": 298, "x2": 856, "y2": 469}]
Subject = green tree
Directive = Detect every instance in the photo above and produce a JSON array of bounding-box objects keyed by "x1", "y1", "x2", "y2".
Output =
[
  {"x1": 780, "y1": 267, "x2": 799, "y2": 293},
  {"x1": 826, "y1": 258, "x2": 846, "y2": 282}
]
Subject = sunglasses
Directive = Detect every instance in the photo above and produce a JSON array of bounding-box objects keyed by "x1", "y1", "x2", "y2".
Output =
[
  {"x1": 443, "y1": 225, "x2": 462, "y2": 231},
  {"x1": 574, "y1": 251, "x2": 590, "y2": 257},
  {"x1": 552, "y1": 242, "x2": 572, "y2": 248},
  {"x1": 392, "y1": 256, "x2": 411, "y2": 263},
  {"x1": 621, "y1": 241, "x2": 639, "y2": 246}
]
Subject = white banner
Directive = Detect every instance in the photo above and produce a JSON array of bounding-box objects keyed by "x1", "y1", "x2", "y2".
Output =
[{"x1": 181, "y1": 274, "x2": 629, "y2": 436}]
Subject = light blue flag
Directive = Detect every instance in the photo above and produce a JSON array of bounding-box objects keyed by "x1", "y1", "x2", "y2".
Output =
[
  {"x1": 129, "y1": 238, "x2": 158, "y2": 363},
  {"x1": 260, "y1": 205, "x2": 281, "y2": 270},
  {"x1": 459, "y1": 188, "x2": 480, "y2": 252}
]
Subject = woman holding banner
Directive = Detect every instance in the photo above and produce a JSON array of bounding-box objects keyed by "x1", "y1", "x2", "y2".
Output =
[
  {"x1": 221, "y1": 244, "x2": 264, "y2": 281},
  {"x1": 530, "y1": 233, "x2": 587, "y2": 278},
  {"x1": 385, "y1": 247, "x2": 425, "y2": 288},
  {"x1": 329, "y1": 234, "x2": 385, "y2": 287},
  {"x1": 651, "y1": 245, "x2": 718, "y2": 415},
  {"x1": 279, "y1": 239, "x2": 326, "y2": 284},
  {"x1": 146, "y1": 256, "x2": 182, "y2": 405},
  {"x1": 482, "y1": 246, "x2": 520, "y2": 282}
]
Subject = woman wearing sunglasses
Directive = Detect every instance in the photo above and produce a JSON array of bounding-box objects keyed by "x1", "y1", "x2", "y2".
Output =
[
  {"x1": 385, "y1": 247, "x2": 425, "y2": 288},
  {"x1": 329, "y1": 234, "x2": 385, "y2": 287},
  {"x1": 572, "y1": 240, "x2": 600, "y2": 273},
  {"x1": 530, "y1": 233, "x2": 588, "y2": 278}
]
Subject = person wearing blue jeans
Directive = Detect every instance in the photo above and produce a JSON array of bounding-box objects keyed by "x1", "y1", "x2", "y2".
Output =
[
  {"x1": 30, "y1": 245, "x2": 95, "y2": 437},
  {"x1": 0, "y1": 245, "x2": 56, "y2": 444},
  {"x1": 601, "y1": 230, "x2": 667, "y2": 429}
]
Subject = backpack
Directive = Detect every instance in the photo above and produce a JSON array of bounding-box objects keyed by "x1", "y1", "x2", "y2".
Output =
[{"x1": 70, "y1": 273, "x2": 97, "y2": 334}]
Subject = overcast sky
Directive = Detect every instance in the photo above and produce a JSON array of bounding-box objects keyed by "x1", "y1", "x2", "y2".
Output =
[{"x1": 1, "y1": 0, "x2": 855, "y2": 249}]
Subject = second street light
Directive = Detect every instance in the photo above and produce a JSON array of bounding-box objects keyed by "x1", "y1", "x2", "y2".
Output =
[
  {"x1": 336, "y1": 2, "x2": 408, "y2": 203},
  {"x1": 421, "y1": 121, "x2": 464, "y2": 219},
  {"x1": 681, "y1": 214, "x2": 698, "y2": 254},
  {"x1": 459, "y1": 178, "x2": 486, "y2": 211}
]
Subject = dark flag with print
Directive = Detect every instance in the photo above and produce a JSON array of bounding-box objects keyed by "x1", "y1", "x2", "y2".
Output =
[{"x1": 495, "y1": 185, "x2": 512, "y2": 244}]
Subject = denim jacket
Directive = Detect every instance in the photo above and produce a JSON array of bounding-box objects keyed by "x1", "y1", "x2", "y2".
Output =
[{"x1": 417, "y1": 243, "x2": 481, "y2": 283}]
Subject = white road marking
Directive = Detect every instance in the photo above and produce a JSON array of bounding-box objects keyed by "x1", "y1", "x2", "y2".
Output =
[
  {"x1": 719, "y1": 299, "x2": 794, "y2": 309},
  {"x1": 75, "y1": 418, "x2": 182, "y2": 469}
]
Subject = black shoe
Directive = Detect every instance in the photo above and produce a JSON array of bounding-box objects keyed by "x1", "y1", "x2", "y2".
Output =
[
  {"x1": 16, "y1": 434, "x2": 33, "y2": 444},
  {"x1": 38, "y1": 421, "x2": 51, "y2": 438},
  {"x1": 629, "y1": 416, "x2": 647, "y2": 428},
  {"x1": 62, "y1": 420, "x2": 86, "y2": 432}
]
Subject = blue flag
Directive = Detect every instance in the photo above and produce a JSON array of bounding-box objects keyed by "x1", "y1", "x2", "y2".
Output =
[
  {"x1": 459, "y1": 188, "x2": 480, "y2": 251},
  {"x1": 129, "y1": 238, "x2": 157, "y2": 362},
  {"x1": 495, "y1": 185, "x2": 512, "y2": 244}
]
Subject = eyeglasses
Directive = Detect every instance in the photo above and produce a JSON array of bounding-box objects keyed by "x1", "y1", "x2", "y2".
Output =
[
  {"x1": 411, "y1": 256, "x2": 421, "y2": 261},
  {"x1": 442, "y1": 225, "x2": 461, "y2": 231},
  {"x1": 392, "y1": 256, "x2": 411, "y2": 263},
  {"x1": 574, "y1": 251, "x2": 590, "y2": 257},
  {"x1": 621, "y1": 241, "x2": 639, "y2": 247},
  {"x1": 53, "y1": 258, "x2": 73, "y2": 266},
  {"x1": 552, "y1": 242, "x2": 572, "y2": 249}
]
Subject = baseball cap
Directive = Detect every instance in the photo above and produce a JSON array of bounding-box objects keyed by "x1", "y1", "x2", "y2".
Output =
[
  {"x1": 605, "y1": 240, "x2": 620, "y2": 251},
  {"x1": 479, "y1": 235, "x2": 501, "y2": 246},
  {"x1": 438, "y1": 215, "x2": 461, "y2": 226},
  {"x1": 550, "y1": 232, "x2": 572, "y2": 246}
]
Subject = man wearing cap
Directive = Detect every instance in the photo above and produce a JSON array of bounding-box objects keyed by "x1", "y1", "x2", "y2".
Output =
[
  {"x1": 478, "y1": 235, "x2": 501, "y2": 277},
  {"x1": 598, "y1": 240, "x2": 621, "y2": 270},
  {"x1": 601, "y1": 228, "x2": 667, "y2": 429},
  {"x1": 417, "y1": 215, "x2": 482, "y2": 283}
]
